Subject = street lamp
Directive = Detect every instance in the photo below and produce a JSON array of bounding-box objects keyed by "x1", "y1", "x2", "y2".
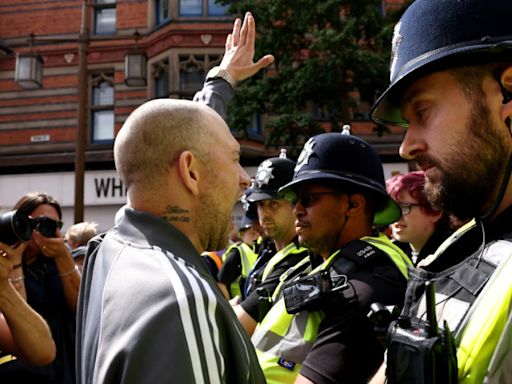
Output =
[
  {"x1": 124, "y1": 50, "x2": 147, "y2": 86},
  {"x1": 15, "y1": 53, "x2": 43, "y2": 89}
]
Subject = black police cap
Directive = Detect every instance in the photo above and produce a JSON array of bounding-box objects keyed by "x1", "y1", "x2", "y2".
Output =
[
  {"x1": 279, "y1": 132, "x2": 401, "y2": 226},
  {"x1": 371, "y1": 0, "x2": 512, "y2": 127},
  {"x1": 247, "y1": 157, "x2": 296, "y2": 202}
]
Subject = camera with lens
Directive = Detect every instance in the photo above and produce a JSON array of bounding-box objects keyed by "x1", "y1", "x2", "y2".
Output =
[
  {"x1": 0, "y1": 210, "x2": 32, "y2": 245},
  {"x1": 31, "y1": 216, "x2": 63, "y2": 238}
]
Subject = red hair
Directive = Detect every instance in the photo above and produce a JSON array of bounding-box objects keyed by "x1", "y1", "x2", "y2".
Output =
[{"x1": 386, "y1": 170, "x2": 439, "y2": 216}]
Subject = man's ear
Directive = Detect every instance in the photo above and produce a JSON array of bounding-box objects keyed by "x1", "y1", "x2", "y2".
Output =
[
  {"x1": 346, "y1": 194, "x2": 365, "y2": 216},
  {"x1": 499, "y1": 66, "x2": 512, "y2": 127},
  {"x1": 177, "y1": 150, "x2": 201, "y2": 196},
  {"x1": 501, "y1": 66, "x2": 512, "y2": 93}
]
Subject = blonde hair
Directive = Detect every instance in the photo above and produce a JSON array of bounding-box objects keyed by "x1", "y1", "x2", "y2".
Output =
[{"x1": 65, "y1": 222, "x2": 98, "y2": 246}]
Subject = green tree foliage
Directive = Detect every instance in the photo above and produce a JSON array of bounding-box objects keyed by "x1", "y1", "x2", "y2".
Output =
[{"x1": 220, "y1": 0, "x2": 408, "y2": 155}]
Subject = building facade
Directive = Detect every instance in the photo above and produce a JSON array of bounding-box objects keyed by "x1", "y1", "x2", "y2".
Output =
[{"x1": 0, "y1": 0, "x2": 408, "y2": 232}]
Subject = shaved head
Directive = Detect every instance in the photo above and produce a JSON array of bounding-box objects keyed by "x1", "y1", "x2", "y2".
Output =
[{"x1": 114, "y1": 99, "x2": 217, "y2": 190}]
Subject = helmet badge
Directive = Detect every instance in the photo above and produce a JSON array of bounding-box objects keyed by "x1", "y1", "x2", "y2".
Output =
[
  {"x1": 241, "y1": 191, "x2": 250, "y2": 211},
  {"x1": 390, "y1": 21, "x2": 403, "y2": 80},
  {"x1": 295, "y1": 137, "x2": 315, "y2": 173},
  {"x1": 256, "y1": 160, "x2": 275, "y2": 188}
]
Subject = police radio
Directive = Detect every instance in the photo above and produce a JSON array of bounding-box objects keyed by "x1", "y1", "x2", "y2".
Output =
[{"x1": 386, "y1": 281, "x2": 457, "y2": 384}]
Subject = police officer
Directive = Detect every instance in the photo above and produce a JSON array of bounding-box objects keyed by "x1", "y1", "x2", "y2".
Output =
[
  {"x1": 217, "y1": 194, "x2": 260, "y2": 300},
  {"x1": 232, "y1": 154, "x2": 312, "y2": 336},
  {"x1": 369, "y1": 0, "x2": 512, "y2": 382},
  {"x1": 251, "y1": 131, "x2": 411, "y2": 383}
]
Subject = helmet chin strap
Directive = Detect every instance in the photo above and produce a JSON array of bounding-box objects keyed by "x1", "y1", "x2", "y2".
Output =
[{"x1": 329, "y1": 198, "x2": 352, "y2": 256}]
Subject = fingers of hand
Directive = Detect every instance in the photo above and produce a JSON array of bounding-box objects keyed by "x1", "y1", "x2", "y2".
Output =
[
  {"x1": 245, "y1": 12, "x2": 255, "y2": 45},
  {"x1": 258, "y1": 55, "x2": 275, "y2": 69},
  {"x1": 225, "y1": 33, "x2": 233, "y2": 50},
  {"x1": 0, "y1": 243, "x2": 15, "y2": 259},
  {"x1": 239, "y1": 13, "x2": 250, "y2": 47},
  {"x1": 232, "y1": 18, "x2": 241, "y2": 46}
]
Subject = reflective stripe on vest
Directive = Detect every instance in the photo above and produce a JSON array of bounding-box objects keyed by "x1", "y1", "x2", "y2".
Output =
[
  {"x1": 252, "y1": 234, "x2": 408, "y2": 383},
  {"x1": 457, "y1": 247, "x2": 512, "y2": 383},
  {"x1": 261, "y1": 242, "x2": 307, "y2": 282},
  {"x1": 484, "y1": 309, "x2": 512, "y2": 383},
  {"x1": 253, "y1": 299, "x2": 324, "y2": 384}
]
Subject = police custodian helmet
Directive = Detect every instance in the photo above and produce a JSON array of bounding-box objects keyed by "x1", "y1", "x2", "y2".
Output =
[
  {"x1": 279, "y1": 131, "x2": 401, "y2": 226},
  {"x1": 371, "y1": 0, "x2": 512, "y2": 127},
  {"x1": 246, "y1": 156, "x2": 296, "y2": 203}
]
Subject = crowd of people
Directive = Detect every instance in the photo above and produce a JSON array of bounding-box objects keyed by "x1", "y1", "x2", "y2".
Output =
[{"x1": 0, "y1": 0, "x2": 511, "y2": 382}]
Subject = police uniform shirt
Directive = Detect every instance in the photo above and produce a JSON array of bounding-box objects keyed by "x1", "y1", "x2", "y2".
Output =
[
  {"x1": 76, "y1": 206, "x2": 265, "y2": 384},
  {"x1": 299, "y1": 245, "x2": 407, "y2": 383}
]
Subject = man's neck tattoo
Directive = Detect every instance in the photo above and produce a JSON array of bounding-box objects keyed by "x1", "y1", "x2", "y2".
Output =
[{"x1": 162, "y1": 205, "x2": 190, "y2": 223}]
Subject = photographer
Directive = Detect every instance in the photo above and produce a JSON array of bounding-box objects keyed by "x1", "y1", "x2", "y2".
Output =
[
  {"x1": 0, "y1": 241, "x2": 56, "y2": 367},
  {"x1": 0, "y1": 192, "x2": 79, "y2": 384}
]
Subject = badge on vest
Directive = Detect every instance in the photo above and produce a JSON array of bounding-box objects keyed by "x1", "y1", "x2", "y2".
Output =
[{"x1": 277, "y1": 357, "x2": 296, "y2": 370}]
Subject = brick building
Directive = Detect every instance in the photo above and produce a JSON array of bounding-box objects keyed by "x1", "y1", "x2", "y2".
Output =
[{"x1": 0, "y1": 0, "x2": 408, "y2": 231}]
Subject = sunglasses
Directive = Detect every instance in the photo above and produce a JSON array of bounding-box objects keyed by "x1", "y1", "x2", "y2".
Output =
[
  {"x1": 288, "y1": 191, "x2": 345, "y2": 208},
  {"x1": 31, "y1": 216, "x2": 63, "y2": 238}
]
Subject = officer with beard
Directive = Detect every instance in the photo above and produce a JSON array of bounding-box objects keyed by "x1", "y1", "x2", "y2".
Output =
[{"x1": 370, "y1": 0, "x2": 512, "y2": 382}]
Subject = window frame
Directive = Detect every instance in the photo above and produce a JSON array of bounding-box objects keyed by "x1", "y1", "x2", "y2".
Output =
[
  {"x1": 150, "y1": 0, "x2": 230, "y2": 26},
  {"x1": 93, "y1": 0, "x2": 117, "y2": 35},
  {"x1": 89, "y1": 72, "x2": 116, "y2": 144},
  {"x1": 155, "y1": 0, "x2": 170, "y2": 25},
  {"x1": 149, "y1": 48, "x2": 223, "y2": 100}
]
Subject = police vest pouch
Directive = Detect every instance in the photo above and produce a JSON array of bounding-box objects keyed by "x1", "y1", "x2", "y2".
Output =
[
  {"x1": 283, "y1": 270, "x2": 348, "y2": 314},
  {"x1": 283, "y1": 270, "x2": 331, "y2": 314},
  {"x1": 283, "y1": 239, "x2": 383, "y2": 314},
  {"x1": 386, "y1": 282, "x2": 457, "y2": 384}
]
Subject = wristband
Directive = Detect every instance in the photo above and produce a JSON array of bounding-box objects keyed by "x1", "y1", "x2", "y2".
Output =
[
  {"x1": 9, "y1": 275, "x2": 24, "y2": 283},
  {"x1": 59, "y1": 265, "x2": 80, "y2": 277}
]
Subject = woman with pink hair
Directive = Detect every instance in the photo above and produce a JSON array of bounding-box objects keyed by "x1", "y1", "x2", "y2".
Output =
[{"x1": 386, "y1": 171, "x2": 451, "y2": 265}]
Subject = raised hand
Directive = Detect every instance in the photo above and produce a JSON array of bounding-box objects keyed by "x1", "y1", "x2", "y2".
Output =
[{"x1": 220, "y1": 12, "x2": 275, "y2": 83}]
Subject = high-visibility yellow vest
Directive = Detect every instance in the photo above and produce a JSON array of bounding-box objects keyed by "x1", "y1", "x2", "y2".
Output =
[
  {"x1": 458, "y1": 249, "x2": 512, "y2": 383},
  {"x1": 271, "y1": 256, "x2": 311, "y2": 303},
  {"x1": 252, "y1": 233, "x2": 411, "y2": 383},
  {"x1": 222, "y1": 242, "x2": 258, "y2": 298},
  {"x1": 261, "y1": 242, "x2": 309, "y2": 282}
]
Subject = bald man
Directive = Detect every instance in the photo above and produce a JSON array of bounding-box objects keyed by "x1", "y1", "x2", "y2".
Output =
[{"x1": 75, "y1": 99, "x2": 264, "y2": 383}]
